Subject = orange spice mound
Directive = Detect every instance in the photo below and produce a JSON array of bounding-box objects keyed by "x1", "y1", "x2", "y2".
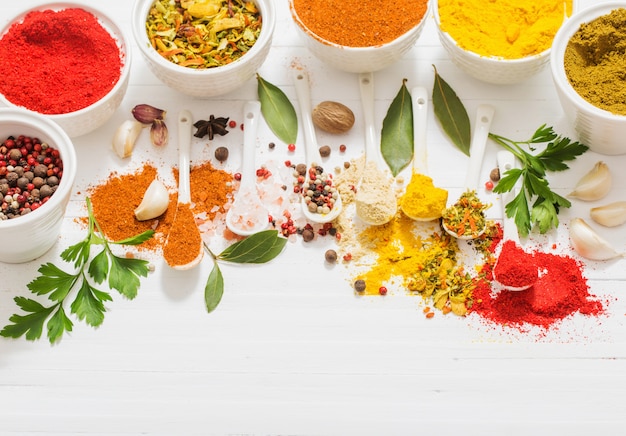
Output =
[
  {"x1": 88, "y1": 161, "x2": 234, "y2": 252},
  {"x1": 163, "y1": 203, "x2": 202, "y2": 266}
]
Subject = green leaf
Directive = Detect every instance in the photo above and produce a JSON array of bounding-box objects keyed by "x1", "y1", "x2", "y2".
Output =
[
  {"x1": 107, "y1": 255, "x2": 150, "y2": 299},
  {"x1": 112, "y1": 230, "x2": 155, "y2": 245},
  {"x1": 381, "y1": 79, "x2": 413, "y2": 176},
  {"x1": 70, "y1": 280, "x2": 109, "y2": 327},
  {"x1": 218, "y1": 230, "x2": 287, "y2": 264},
  {"x1": 432, "y1": 65, "x2": 471, "y2": 156},
  {"x1": 257, "y1": 74, "x2": 298, "y2": 144},
  {"x1": 532, "y1": 198, "x2": 560, "y2": 234},
  {"x1": 61, "y1": 239, "x2": 91, "y2": 268},
  {"x1": 88, "y1": 249, "x2": 109, "y2": 285},
  {"x1": 47, "y1": 306, "x2": 73, "y2": 343},
  {"x1": 205, "y1": 264, "x2": 224, "y2": 313},
  {"x1": 27, "y1": 263, "x2": 77, "y2": 302},
  {"x1": 0, "y1": 297, "x2": 55, "y2": 341}
]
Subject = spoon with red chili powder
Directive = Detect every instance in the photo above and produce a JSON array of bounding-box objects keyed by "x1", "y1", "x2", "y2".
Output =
[
  {"x1": 492, "y1": 150, "x2": 538, "y2": 291},
  {"x1": 163, "y1": 110, "x2": 204, "y2": 270}
]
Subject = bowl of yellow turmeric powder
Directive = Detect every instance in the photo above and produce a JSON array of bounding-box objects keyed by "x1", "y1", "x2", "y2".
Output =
[
  {"x1": 131, "y1": 0, "x2": 275, "y2": 98},
  {"x1": 288, "y1": 0, "x2": 430, "y2": 73},
  {"x1": 551, "y1": 3, "x2": 626, "y2": 155},
  {"x1": 434, "y1": 0, "x2": 574, "y2": 84}
]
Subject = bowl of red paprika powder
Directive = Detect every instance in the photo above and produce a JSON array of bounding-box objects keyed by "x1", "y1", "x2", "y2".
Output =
[
  {"x1": 551, "y1": 3, "x2": 626, "y2": 155},
  {"x1": 0, "y1": 108, "x2": 77, "y2": 264},
  {"x1": 131, "y1": 0, "x2": 275, "y2": 98},
  {"x1": 0, "y1": 4, "x2": 131, "y2": 138},
  {"x1": 288, "y1": 0, "x2": 430, "y2": 73}
]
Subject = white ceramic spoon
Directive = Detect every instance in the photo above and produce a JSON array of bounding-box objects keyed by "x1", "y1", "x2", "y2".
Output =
[
  {"x1": 291, "y1": 68, "x2": 343, "y2": 223},
  {"x1": 400, "y1": 86, "x2": 444, "y2": 222},
  {"x1": 163, "y1": 110, "x2": 203, "y2": 270},
  {"x1": 442, "y1": 104, "x2": 495, "y2": 240},
  {"x1": 226, "y1": 100, "x2": 269, "y2": 236},
  {"x1": 493, "y1": 150, "x2": 538, "y2": 291},
  {"x1": 355, "y1": 72, "x2": 397, "y2": 226}
]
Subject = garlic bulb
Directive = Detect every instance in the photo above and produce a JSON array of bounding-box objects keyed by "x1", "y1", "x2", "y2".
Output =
[
  {"x1": 134, "y1": 179, "x2": 170, "y2": 221},
  {"x1": 568, "y1": 161, "x2": 611, "y2": 201},
  {"x1": 112, "y1": 119, "x2": 143, "y2": 158},
  {"x1": 569, "y1": 217, "x2": 624, "y2": 261},
  {"x1": 590, "y1": 201, "x2": 626, "y2": 227}
]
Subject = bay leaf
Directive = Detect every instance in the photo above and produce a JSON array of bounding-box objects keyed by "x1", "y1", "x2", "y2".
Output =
[
  {"x1": 218, "y1": 229, "x2": 287, "y2": 264},
  {"x1": 381, "y1": 78, "x2": 413, "y2": 177},
  {"x1": 257, "y1": 74, "x2": 298, "y2": 144},
  {"x1": 432, "y1": 65, "x2": 471, "y2": 156},
  {"x1": 204, "y1": 264, "x2": 224, "y2": 313}
]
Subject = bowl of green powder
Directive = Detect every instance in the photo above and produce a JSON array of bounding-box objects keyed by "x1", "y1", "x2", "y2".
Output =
[
  {"x1": 434, "y1": 0, "x2": 574, "y2": 84},
  {"x1": 551, "y1": 3, "x2": 626, "y2": 155}
]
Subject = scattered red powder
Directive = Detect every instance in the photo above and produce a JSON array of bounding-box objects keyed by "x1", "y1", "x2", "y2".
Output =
[{"x1": 493, "y1": 240, "x2": 538, "y2": 289}]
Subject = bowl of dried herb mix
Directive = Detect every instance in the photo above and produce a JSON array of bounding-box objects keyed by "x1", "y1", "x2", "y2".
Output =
[
  {"x1": 132, "y1": 0, "x2": 275, "y2": 98},
  {"x1": 0, "y1": 4, "x2": 131, "y2": 137},
  {"x1": 0, "y1": 108, "x2": 77, "y2": 263},
  {"x1": 551, "y1": 3, "x2": 626, "y2": 155},
  {"x1": 289, "y1": 0, "x2": 429, "y2": 73},
  {"x1": 434, "y1": 0, "x2": 574, "y2": 84}
]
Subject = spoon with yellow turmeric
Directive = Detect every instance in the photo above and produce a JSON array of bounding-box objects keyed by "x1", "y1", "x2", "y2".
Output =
[{"x1": 400, "y1": 86, "x2": 448, "y2": 222}]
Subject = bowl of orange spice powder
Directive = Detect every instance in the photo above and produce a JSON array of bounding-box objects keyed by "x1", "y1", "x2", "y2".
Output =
[
  {"x1": 434, "y1": 0, "x2": 575, "y2": 84},
  {"x1": 289, "y1": 0, "x2": 430, "y2": 73}
]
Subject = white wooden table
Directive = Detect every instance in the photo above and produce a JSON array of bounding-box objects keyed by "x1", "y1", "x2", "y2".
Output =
[{"x1": 2, "y1": 1, "x2": 626, "y2": 434}]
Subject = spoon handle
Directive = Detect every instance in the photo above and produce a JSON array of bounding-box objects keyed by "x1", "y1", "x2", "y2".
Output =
[
  {"x1": 411, "y1": 86, "x2": 429, "y2": 175},
  {"x1": 359, "y1": 72, "x2": 378, "y2": 161},
  {"x1": 291, "y1": 68, "x2": 318, "y2": 165},
  {"x1": 240, "y1": 100, "x2": 261, "y2": 192},
  {"x1": 464, "y1": 104, "x2": 495, "y2": 190},
  {"x1": 177, "y1": 110, "x2": 193, "y2": 204},
  {"x1": 497, "y1": 150, "x2": 520, "y2": 244}
]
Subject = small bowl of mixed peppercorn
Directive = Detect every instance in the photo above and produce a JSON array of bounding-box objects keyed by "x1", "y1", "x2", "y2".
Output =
[
  {"x1": 288, "y1": 0, "x2": 430, "y2": 73},
  {"x1": 131, "y1": 0, "x2": 275, "y2": 98},
  {"x1": 433, "y1": 0, "x2": 574, "y2": 84},
  {"x1": 0, "y1": 3, "x2": 131, "y2": 138},
  {"x1": 0, "y1": 108, "x2": 77, "y2": 263}
]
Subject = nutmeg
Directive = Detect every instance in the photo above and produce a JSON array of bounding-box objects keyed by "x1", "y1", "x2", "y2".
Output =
[{"x1": 312, "y1": 101, "x2": 355, "y2": 134}]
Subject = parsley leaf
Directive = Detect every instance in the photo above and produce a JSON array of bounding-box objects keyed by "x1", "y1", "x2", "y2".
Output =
[
  {"x1": 490, "y1": 125, "x2": 589, "y2": 237},
  {"x1": 0, "y1": 198, "x2": 154, "y2": 344}
]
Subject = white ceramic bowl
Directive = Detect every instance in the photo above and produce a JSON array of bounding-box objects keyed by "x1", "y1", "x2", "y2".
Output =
[
  {"x1": 132, "y1": 0, "x2": 275, "y2": 98},
  {"x1": 289, "y1": 0, "x2": 429, "y2": 73},
  {"x1": 551, "y1": 2, "x2": 626, "y2": 155},
  {"x1": 434, "y1": 0, "x2": 569, "y2": 84},
  {"x1": 0, "y1": 108, "x2": 77, "y2": 263},
  {"x1": 0, "y1": 3, "x2": 131, "y2": 138}
]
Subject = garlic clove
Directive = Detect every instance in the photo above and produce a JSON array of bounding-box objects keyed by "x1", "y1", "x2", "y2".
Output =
[
  {"x1": 112, "y1": 119, "x2": 144, "y2": 158},
  {"x1": 132, "y1": 104, "x2": 166, "y2": 125},
  {"x1": 150, "y1": 119, "x2": 168, "y2": 147},
  {"x1": 590, "y1": 201, "x2": 626, "y2": 227},
  {"x1": 568, "y1": 161, "x2": 611, "y2": 201},
  {"x1": 134, "y1": 179, "x2": 170, "y2": 221},
  {"x1": 569, "y1": 217, "x2": 624, "y2": 261}
]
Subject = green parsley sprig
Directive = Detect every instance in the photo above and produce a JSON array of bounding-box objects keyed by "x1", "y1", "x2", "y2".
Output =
[
  {"x1": 0, "y1": 198, "x2": 154, "y2": 343},
  {"x1": 490, "y1": 125, "x2": 589, "y2": 237}
]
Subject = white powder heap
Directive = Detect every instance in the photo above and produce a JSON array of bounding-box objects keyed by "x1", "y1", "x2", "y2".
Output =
[{"x1": 355, "y1": 160, "x2": 397, "y2": 225}]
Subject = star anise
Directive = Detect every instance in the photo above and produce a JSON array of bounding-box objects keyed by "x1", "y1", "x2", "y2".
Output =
[{"x1": 193, "y1": 115, "x2": 230, "y2": 140}]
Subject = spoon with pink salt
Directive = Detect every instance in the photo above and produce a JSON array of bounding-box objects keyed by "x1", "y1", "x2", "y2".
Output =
[
  {"x1": 226, "y1": 100, "x2": 270, "y2": 236},
  {"x1": 492, "y1": 150, "x2": 538, "y2": 291}
]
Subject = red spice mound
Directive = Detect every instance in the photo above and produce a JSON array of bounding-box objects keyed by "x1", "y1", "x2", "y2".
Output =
[
  {"x1": 493, "y1": 240, "x2": 537, "y2": 288},
  {"x1": 471, "y1": 251, "x2": 604, "y2": 331},
  {"x1": 0, "y1": 8, "x2": 122, "y2": 114}
]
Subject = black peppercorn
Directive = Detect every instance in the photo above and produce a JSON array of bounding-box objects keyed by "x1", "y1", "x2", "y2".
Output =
[
  {"x1": 324, "y1": 249, "x2": 337, "y2": 263},
  {"x1": 301, "y1": 228, "x2": 315, "y2": 242},
  {"x1": 319, "y1": 145, "x2": 331, "y2": 158},
  {"x1": 214, "y1": 146, "x2": 229, "y2": 162},
  {"x1": 354, "y1": 279, "x2": 366, "y2": 293}
]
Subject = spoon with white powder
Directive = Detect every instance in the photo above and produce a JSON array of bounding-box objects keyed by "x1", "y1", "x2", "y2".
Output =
[{"x1": 355, "y1": 72, "x2": 397, "y2": 226}]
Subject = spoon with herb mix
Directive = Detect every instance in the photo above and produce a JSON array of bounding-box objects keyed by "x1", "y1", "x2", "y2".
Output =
[
  {"x1": 163, "y1": 110, "x2": 204, "y2": 270},
  {"x1": 400, "y1": 86, "x2": 448, "y2": 222},
  {"x1": 355, "y1": 72, "x2": 397, "y2": 226},
  {"x1": 291, "y1": 68, "x2": 343, "y2": 224},
  {"x1": 441, "y1": 104, "x2": 495, "y2": 240}
]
